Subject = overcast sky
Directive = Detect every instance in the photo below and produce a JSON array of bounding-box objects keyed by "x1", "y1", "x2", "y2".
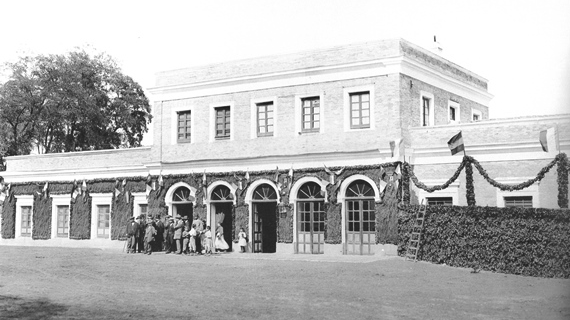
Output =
[{"x1": 1, "y1": 0, "x2": 569, "y2": 119}]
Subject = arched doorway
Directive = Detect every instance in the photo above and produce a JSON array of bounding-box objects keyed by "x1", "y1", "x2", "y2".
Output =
[
  {"x1": 210, "y1": 185, "x2": 233, "y2": 252},
  {"x1": 344, "y1": 180, "x2": 376, "y2": 255},
  {"x1": 171, "y1": 186, "x2": 194, "y2": 220},
  {"x1": 296, "y1": 182, "x2": 325, "y2": 254},
  {"x1": 251, "y1": 183, "x2": 278, "y2": 253}
]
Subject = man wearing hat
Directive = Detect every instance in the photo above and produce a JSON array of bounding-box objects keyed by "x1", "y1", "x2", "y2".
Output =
[
  {"x1": 192, "y1": 214, "x2": 204, "y2": 254},
  {"x1": 153, "y1": 215, "x2": 164, "y2": 252},
  {"x1": 164, "y1": 216, "x2": 174, "y2": 254},
  {"x1": 173, "y1": 215, "x2": 184, "y2": 254},
  {"x1": 125, "y1": 216, "x2": 141, "y2": 254}
]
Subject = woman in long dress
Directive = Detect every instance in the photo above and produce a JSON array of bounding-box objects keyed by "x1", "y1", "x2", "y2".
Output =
[{"x1": 214, "y1": 223, "x2": 230, "y2": 252}]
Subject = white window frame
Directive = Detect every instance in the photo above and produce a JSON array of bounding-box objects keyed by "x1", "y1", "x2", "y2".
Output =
[
  {"x1": 209, "y1": 101, "x2": 235, "y2": 142},
  {"x1": 171, "y1": 105, "x2": 195, "y2": 145},
  {"x1": 90, "y1": 193, "x2": 112, "y2": 240},
  {"x1": 15, "y1": 195, "x2": 34, "y2": 238},
  {"x1": 420, "y1": 91, "x2": 435, "y2": 127},
  {"x1": 132, "y1": 192, "x2": 148, "y2": 218},
  {"x1": 495, "y1": 178, "x2": 539, "y2": 208},
  {"x1": 448, "y1": 100, "x2": 460, "y2": 124},
  {"x1": 295, "y1": 93, "x2": 325, "y2": 136},
  {"x1": 250, "y1": 96, "x2": 278, "y2": 139},
  {"x1": 471, "y1": 108, "x2": 482, "y2": 122},
  {"x1": 343, "y1": 84, "x2": 375, "y2": 132},
  {"x1": 416, "y1": 180, "x2": 460, "y2": 206},
  {"x1": 51, "y1": 194, "x2": 71, "y2": 239}
]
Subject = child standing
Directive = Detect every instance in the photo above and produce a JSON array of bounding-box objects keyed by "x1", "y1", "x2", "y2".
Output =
[
  {"x1": 189, "y1": 224, "x2": 197, "y2": 255},
  {"x1": 204, "y1": 226, "x2": 213, "y2": 256},
  {"x1": 238, "y1": 228, "x2": 247, "y2": 253}
]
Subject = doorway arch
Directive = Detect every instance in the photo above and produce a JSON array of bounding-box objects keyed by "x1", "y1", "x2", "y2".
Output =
[{"x1": 165, "y1": 182, "x2": 197, "y2": 220}]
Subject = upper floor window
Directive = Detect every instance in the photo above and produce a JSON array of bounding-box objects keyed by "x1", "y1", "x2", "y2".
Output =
[
  {"x1": 21, "y1": 206, "x2": 32, "y2": 236},
  {"x1": 448, "y1": 101, "x2": 460, "y2": 124},
  {"x1": 57, "y1": 206, "x2": 69, "y2": 237},
  {"x1": 420, "y1": 91, "x2": 435, "y2": 127},
  {"x1": 302, "y1": 97, "x2": 320, "y2": 133},
  {"x1": 215, "y1": 106, "x2": 231, "y2": 139},
  {"x1": 177, "y1": 111, "x2": 191, "y2": 143},
  {"x1": 504, "y1": 196, "x2": 533, "y2": 208},
  {"x1": 349, "y1": 92, "x2": 370, "y2": 129},
  {"x1": 472, "y1": 109, "x2": 482, "y2": 121},
  {"x1": 257, "y1": 102, "x2": 274, "y2": 137},
  {"x1": 97, "y1": 205, "x2": 110, "y2": 238}
]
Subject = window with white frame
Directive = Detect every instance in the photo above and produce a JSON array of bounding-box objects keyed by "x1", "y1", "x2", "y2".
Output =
[
  {"x1": 343, "y1": 85, "x2": 375, "y2": 131},
  {"x1": 57, "y1": 206, "x2": 69, "y2": 237},
  {"x1": 97, "y1": 205, "x2": 110, "y2": 238},
  {"x1": 472, "y1": 109, "x2": 482, "y2": 122},
  {"x1": 21, "y1": 206, "x2": 32, "y2": 236},
  {"x1": 215, "y1": 106, "x2": 231, "y2": 139},
  {"x1": 15, "y1": 195, "x2": 33, "y2": 238},
  {"x1": 448, "y1": 101, "x2": 460, "y2": 124},
  {"x1": 132, "y1": 192, "x2": 148, "y2": 218},
  {"x1": 210, "y1": 102, "x2": 234, "y2": 141},
  {"x1": 256, "y1": 102, "x2": 274, "y2": 137},
  {"x1": 417, "y1": 180, "x2": 460, "y2": 206},
  {"x1": 504, "y1": 196, "x2": 533, "y2": 208},
  {"x1": 301, "y1": 97, "x2": 320, "y2": 133},
  {"x1": 295, "y1": 93, "x2": 324, "y2": 135},
  {"x1": 177, "y1": 111, "x2": 191, "y2": 143},
  {"x1": 427, "y1": 197, "x2": 453, "y2": 206},
  {"x1": 91, "y1": 193, "x2": 112, "y2": 240},
  {"x1": 495, "y1": 178, "x2": 539, "y2": 208},
  {"x1": 420, "y1": 91, "x2": 435, "y2": 127}
]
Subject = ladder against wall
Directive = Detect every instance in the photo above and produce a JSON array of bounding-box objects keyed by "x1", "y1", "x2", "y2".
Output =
[{"x1": 405, "y1": 202, "x2": 427, "y2": 262}]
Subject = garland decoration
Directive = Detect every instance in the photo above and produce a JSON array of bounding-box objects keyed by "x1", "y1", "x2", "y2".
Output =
[
  {"x1": 401, "y1": 163, "x2": 411, "y2": 204},
  {"x1": 405, "y1": 157, "x2": 467, "y2": 193},
  {"x1": 557, "y1": 153, "x2": 569, "y2": 208},
  {"x1": 468, "y1": 155, "x2": 558, "y2": 191},
  {"x1": 465, "y1": 160, "x2": 476, "y2": 206}
]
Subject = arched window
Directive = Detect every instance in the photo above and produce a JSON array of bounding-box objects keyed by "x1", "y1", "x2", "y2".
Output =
[
  {"x1": 172, "y1": 186, "x2": 194, "y2": 202},
  {"x1": 297, "y1": 182, "x2": 324, "y2": 199},
  {"x1": 345, "y1": 180, "x2": 375, "y2": 198},
  {"x1": 211, "y1": 185, "x2": 233, "y2": 201},
  {"x1": 252, "y1": 184, "x2": 277, "y2": 201}
]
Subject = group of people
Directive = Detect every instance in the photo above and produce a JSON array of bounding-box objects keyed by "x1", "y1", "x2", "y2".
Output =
[{"x1": 125, "y1": 214, "x2": 247, "y2": 255}]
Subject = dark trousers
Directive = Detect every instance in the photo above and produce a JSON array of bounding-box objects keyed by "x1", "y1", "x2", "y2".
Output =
[
  {"x1": 164, "y1": 235, "x2": 173, "y2": 253},
  {"x1": 145, "y1": 241, "x2": 153, "y2": 254}
]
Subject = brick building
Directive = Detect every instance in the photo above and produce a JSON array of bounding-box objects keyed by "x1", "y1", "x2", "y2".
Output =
[{"x1": 1, "y1": 39, "x2": 568, "y2": 253}]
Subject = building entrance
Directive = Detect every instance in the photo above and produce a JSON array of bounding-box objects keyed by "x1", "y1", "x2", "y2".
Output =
[
  {"x1": 296, "y1": 182, "x2": 325, "y2": 254},
  {"x1": 251, "y1": 184, "x2": 278, "y2": 253},
  {"x1": 210, "y1": 185, "x2": 234, "y2": 252}
]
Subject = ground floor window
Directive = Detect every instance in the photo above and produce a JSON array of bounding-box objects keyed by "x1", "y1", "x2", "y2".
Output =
[
  {"x1": 97, "y1": 205, "x2": 110, "y2": 238},
  {"x1": 57, "y1": 206, "x2": 69, "y2": 237},
  {"x1": 504, "y1": 196, "x2": 533, "y2": 208},
  {"x1": 21, "y1": 206, "x2": 32, "y2": 237},
  {"x1": 426, "y1": 197, "x2": 453, "y2": 206}
]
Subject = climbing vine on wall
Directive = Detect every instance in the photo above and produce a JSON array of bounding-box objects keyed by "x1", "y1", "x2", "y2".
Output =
[
  {"x1": 32, "y1": 194, "x2": 52, "y2": 240},
  {"x1": 70, "y1": 195, "x2": 91, "y2": 240},
  {"x1": 1, "y1": 194, "x2": 15, "y2": 239}
]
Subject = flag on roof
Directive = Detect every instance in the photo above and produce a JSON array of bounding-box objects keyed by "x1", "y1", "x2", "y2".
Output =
[{"x1": 447, "y1": 131, "x2": 465, "y2": 156}]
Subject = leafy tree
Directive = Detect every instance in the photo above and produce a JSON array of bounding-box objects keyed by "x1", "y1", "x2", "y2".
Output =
[{"x1": 0, "y1": 49, "x2": 152, "y2": 156}]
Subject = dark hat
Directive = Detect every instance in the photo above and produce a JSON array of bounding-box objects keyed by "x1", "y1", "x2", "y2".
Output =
[
  {"x1": 128, "y1": 217, "x2": 134, "y2": 221},
  {"x1": 175, "y1": 215, "x2": 181, "y2": 219}
]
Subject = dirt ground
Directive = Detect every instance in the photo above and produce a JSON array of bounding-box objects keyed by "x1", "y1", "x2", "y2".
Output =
[{"x1": 0, "y1": 246, "x2": 569, "y2": 320}]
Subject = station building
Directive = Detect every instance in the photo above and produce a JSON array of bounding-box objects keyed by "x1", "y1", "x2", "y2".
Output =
[{"x1": 1, "y1": 39, "x2": 568, "y2": 254}]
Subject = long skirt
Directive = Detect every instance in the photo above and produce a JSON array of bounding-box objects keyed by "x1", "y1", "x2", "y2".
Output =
[{"x1": 215, "y1": 234, "x2": 229, "y2": 250}]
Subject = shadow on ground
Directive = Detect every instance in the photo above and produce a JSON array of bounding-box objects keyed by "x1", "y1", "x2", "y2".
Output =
[{"x1": 0, "y1": 294, "x2": 68, "y2": 320}]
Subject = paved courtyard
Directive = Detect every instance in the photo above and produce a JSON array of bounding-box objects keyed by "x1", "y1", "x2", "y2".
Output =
[{"x1": 0, "y1": 246, "x2": 568, "y2": 320}]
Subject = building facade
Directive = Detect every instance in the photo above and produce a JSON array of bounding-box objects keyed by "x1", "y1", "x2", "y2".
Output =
[{"x1": 1, "y1": 39, "x2": 568, "y2": 253}]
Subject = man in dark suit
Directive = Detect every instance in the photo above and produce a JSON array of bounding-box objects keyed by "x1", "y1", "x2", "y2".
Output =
[
  {"x1": 125, "y1": 216, "x2": 141, "y2": 254},
  {"x1": 153, "y1": 215, "x2": 164, "y2": 252},
  {"x1": 136, "y1": 215, "x2": 145, "y2": 253},
  {"x1": 164, "y1": 216, "x2": 174, "y2": 254}
]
